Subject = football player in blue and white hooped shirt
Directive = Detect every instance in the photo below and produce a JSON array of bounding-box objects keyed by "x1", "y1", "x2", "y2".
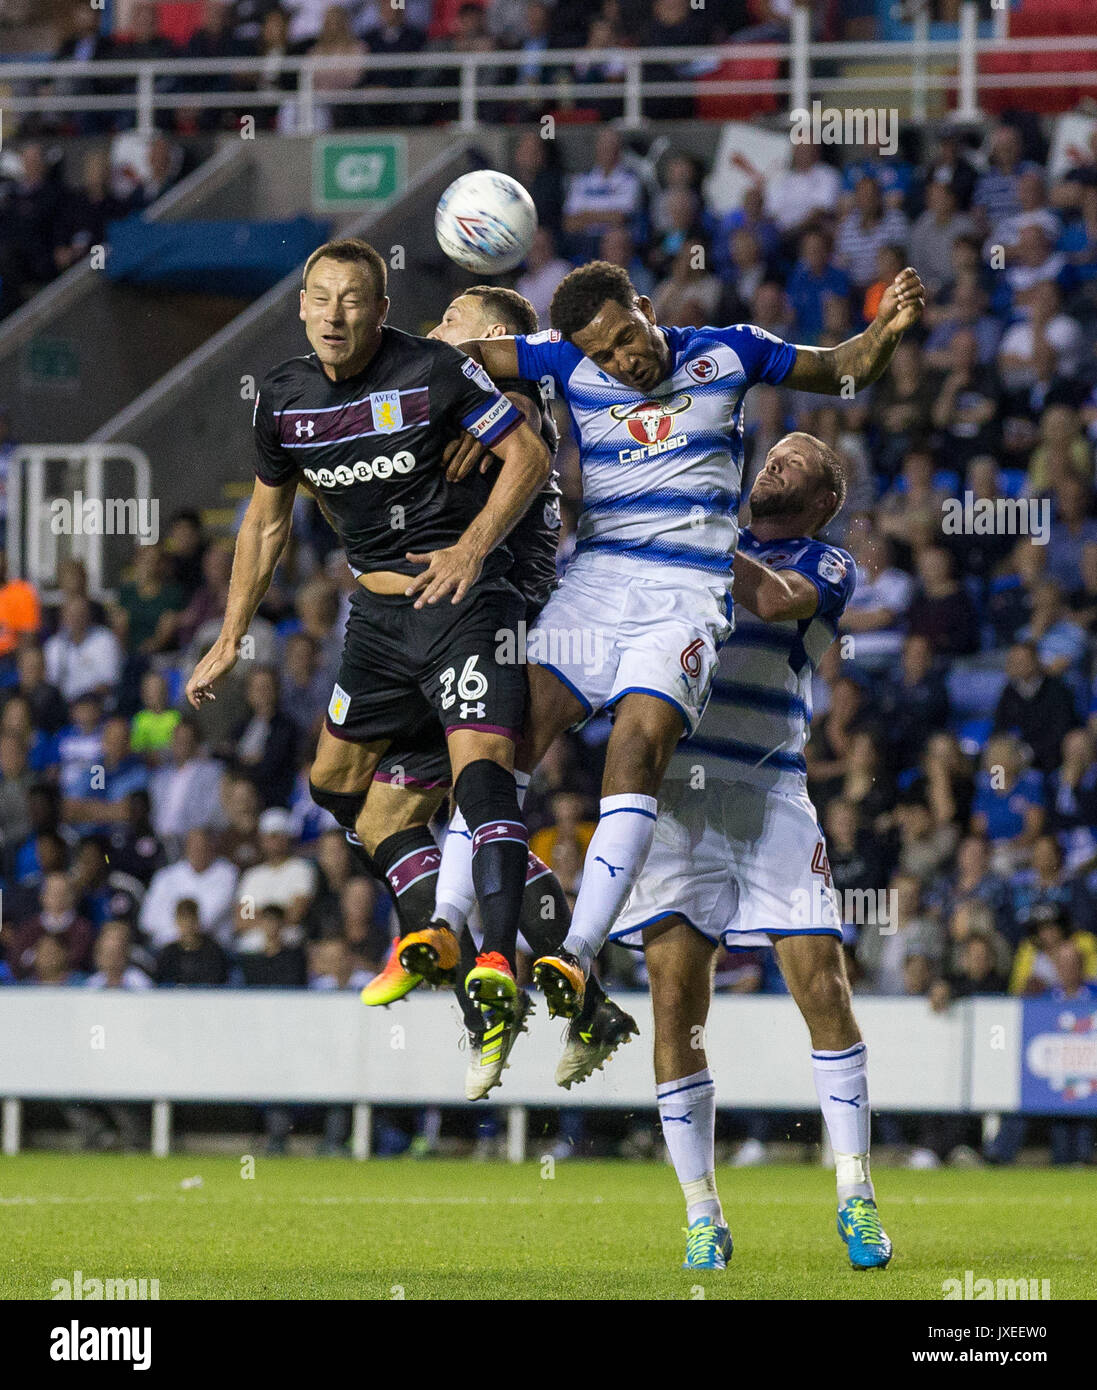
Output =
[
  {"x1": 609, "y1": 431, "x2": 891, "y2": 1273},
  {"x1": 441, "y1": 257, "x2": 924, "y2": 1018}
]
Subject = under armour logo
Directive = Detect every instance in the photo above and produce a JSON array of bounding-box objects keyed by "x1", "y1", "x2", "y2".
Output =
[
  {"x1": 295, "y1": 418, "x2": 315, "y2": 438},
  {"x1": 459, "y1": 702, "x2": 486, "y2": 720},
  {"x1": 829, "y1": 1094, "x2": 861, "y2": 1108},
  {"x1": 662, "y1": 1112, "x2": 692, "y2": 1124},
  {"x1": 595, "y1": 856, "x2": 624, "y2": 877}
]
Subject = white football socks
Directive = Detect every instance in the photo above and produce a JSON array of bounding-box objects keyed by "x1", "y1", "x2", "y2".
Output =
[
  {"x1": 434, "y1": 771, "x2": 530, "y2": 931},
  {"x1": 657, "y1": 1068, "x2": 724, "y2": 1226},
  {"x1": 563, "y1": 793, "x2": 657, "y2": 972},
  {"x1": 812, "y1": 1042, "x2": 874, "y2": 1203}
]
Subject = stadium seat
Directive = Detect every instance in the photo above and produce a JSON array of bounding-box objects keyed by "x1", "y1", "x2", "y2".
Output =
[
  {"x1": 946, "y1": 661, "x2": 1008, "y2": 720},
  {"x1": 164, "y1": 667, "x2": 185, "y2": 707},
  {"x1": 958, "y1": 717, "x2": 994, "y2": 756},
  {"x1": 696, "y1": 59, "x2": 779, "y2": 121},
  {"x1": 1001, "y1": 469, "x2": 1027, "y2": 498}
]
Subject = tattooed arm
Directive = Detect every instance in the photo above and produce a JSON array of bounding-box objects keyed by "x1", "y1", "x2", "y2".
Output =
[{"x1": 783, "y1": 266, "x2": 926, "y2": 395}]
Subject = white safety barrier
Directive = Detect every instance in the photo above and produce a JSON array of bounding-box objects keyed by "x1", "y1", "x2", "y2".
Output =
[
  {"x1": 0, "y1": 991, "x2": 1019, "y2": 1159},
  {"x1": 3, "y1": 5, "x2": 1094, "y2": 133}
]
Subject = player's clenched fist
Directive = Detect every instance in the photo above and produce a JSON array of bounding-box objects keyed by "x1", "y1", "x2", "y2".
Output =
[{"x1": 875, "y1": 266, "x2": 925, "y2": 335}]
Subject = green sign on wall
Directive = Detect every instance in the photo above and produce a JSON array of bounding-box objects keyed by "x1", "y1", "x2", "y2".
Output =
[
  {"x1": 313, "y1": 137, "x2": 406, "y2": 210},
  {"x1": 21, "y1": 338, "x2": 81, "y2": 392}
]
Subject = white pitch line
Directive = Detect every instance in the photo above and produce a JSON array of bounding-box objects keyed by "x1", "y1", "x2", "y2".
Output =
[{"x1": 0, "y1": 1192, "x2": 1086, "y2": 1208}]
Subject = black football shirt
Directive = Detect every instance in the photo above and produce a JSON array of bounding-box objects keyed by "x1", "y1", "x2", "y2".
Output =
[{"x1": 253, "y1": 326, "x2": 524, "y2": 579}]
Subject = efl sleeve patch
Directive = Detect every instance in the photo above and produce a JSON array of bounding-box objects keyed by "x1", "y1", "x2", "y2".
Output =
[
  {"x1": 461, "y1": 394, "x2": 522, "y2": 445},
  {"x1": 818, "y1": 551, "x2": 847, "y2": 584}
]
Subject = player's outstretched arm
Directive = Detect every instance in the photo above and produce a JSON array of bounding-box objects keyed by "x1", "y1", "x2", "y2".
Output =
[
  {"x1": 732, "y1": 550, "x2": 820, "y2": 623},
  {"x1": 185, "y1": 476, "x2": 296, "y2": 707},
  {"x1": 782, "y1": 266, "x2": 925, "y2": 395},
  {"x1": 406, "y1": 419, "x2": 550, "y2": 609},
  {"x1": 456, "y1": 336, "x2": 521, "y2": 380}
]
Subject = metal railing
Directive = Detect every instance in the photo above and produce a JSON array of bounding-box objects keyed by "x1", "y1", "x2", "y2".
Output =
[
  {"x1": 2, "y1": 4, "x2": 1096, "y2": 135},
  {"x1": 7, "y1": 445, "x2": 152, "y2": 599}
]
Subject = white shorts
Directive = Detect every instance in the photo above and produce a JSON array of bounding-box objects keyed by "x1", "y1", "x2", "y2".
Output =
[
  {"x1": 527, "y1": 554, "x2": 732, "y2": 736},
  {"x1": 610, "y1": 775, "x2": 843, "y2": 950}
]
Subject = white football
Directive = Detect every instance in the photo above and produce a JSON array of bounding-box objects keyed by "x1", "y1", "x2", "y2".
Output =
[{"x1": 435, "y1": 170, "x2": 538, "y2": 275}]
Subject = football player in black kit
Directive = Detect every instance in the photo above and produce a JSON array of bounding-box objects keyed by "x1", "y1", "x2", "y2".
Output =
[
  {"x1": 185, "y1": 238, "x2": 552, "y2": 1030},
  {"x1": 355, "y1": 285, "x2": 637, "y2": 1098}
]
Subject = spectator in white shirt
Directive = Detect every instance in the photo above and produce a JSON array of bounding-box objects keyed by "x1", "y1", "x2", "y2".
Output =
[
  {"x1": 139, "y1": 826, "x2": 240, "y2": 948},
  {"x1": 998, "y1": 282, "x2": 1085, "y2": 393},
  {"x1": 515, "y1": 227, "x2": 571, "y2": 326},
  {"x1": 84, "y1": 920, "x2": 153, "y2": 990},
  {"x1": 44, "y1": 596, "x2": 122, "y2": 703},
  {"x1": 997, "y1": 169, "x2": 1061, "y2": 253},
  {"x1": 149, "y1": 716, "x2": 226, "y2": 845},
  {"x1": 308, "y1": 936, "x2": 373, "y2": 991},
  {"x1": 563, "y1": 127, "x2": 642, "y2": 254},
  {"x1": 841, "y1": 532, "x2": 915, "y2": 669},
  {"x1": 763, "y1": 144, "x2": 842, "y2": 239},
  {"x1": 234, "y1": 807, "x2": 318, "y2": 954}
]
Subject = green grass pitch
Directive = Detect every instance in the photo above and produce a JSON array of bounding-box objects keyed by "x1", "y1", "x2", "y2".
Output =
[{"x1": 2, "y1": 1154, "x2": 1092, "y2": 1300}]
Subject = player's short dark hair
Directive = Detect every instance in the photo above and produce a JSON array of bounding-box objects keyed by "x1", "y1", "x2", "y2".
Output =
[
  {"x1": 302, "y1": 238, "x2": 387, "y2": 301},
  {"x1": 549, "y1": 260, "x2": 637, "y2": 339},
  {"x1": 461, "y1": 285, "x2": 538, "y2": 336},
  {"x1": 782, "y1": 431, "x2": 847, "y2": 529}
]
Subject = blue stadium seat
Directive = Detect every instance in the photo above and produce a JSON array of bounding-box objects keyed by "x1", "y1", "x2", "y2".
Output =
[
  {"x1": 164, "y1": 667, "x2": 184, "y2": 707},
  {"x1": 946, "y1": 661, "x2": 1008, "y2": 720},
  {"x1": 958, "y1": 718, "x2": 994, "y2": 756},
  {"x1": 1001, "y1": 469, "x2": 1027, "y2": 498}
]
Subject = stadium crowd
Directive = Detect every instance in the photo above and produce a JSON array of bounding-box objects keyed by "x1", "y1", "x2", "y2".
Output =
[{"x1": 1, "y1": 0, "x2": 1096, "y2": 1161}]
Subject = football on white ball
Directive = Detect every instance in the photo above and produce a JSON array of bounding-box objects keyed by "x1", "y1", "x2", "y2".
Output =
[{"x1": 435, "y1": 170, "x2": 538, "y2": 275}]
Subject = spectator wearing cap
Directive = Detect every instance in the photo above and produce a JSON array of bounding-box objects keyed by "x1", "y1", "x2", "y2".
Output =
[
  {"x1": 228, "y1": 667, "x2": 298, "y2": 810},
  {"x1": 993, "y1": 642, "x2": 1081, "y2": 778},
  {"x1": 43, "y1": 596, "x2": 122, "y2": 704},
  {"x1": 148, "y1": 716, "x2": 225, "y2": 846},
  {"x1": 138, "y1": 826, "x2": 239, "y2": 949},
  {"x1": 155, "y1": 898, "x2": 231, "y2": 986},
  {"x1": 233, "y1": 807, "x2": 317, "y2": 954}
]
